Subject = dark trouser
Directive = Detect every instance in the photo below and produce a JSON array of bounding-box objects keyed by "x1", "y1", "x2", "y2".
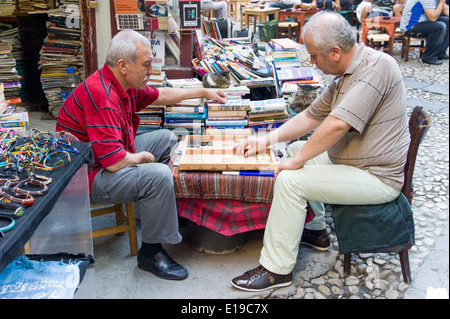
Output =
[
  {"x1": 90, "y1": 129, "x2": 181, "y2": 245},
  {"x1": 267, "y1": 3, "x2": 294, "y2": 21},
  {"x1": 316, "y1": 0, "x2": 334, "y2": 10},
  {"x1": 405, "y1": 16, "x2": 449, "y2": 61}
]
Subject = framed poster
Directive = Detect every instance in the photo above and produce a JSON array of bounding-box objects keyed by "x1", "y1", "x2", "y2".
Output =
[{"x1": 179, "y1": 0, "x2": 201, "y2": 29}]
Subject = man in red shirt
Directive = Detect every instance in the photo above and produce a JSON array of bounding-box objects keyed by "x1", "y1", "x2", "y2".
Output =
[{"x1": 57, "y1": 30, "x2": 227, "y2": 280}]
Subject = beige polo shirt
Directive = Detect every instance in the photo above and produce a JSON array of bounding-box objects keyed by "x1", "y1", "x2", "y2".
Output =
[{"x1": 306, "y1": 44, "x2": 410, "y2": 191}]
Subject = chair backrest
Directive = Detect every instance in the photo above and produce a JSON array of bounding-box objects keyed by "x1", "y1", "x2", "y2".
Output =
[{"x1": 401, "y1": 106, "x2": 432, "y2": 203}]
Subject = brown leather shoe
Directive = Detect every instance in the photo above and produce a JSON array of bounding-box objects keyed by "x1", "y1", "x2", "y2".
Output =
[
  {"x1": 300, "y1": 229, "x2": 330, "y2": 251},
  {"x1": 231, "y1": 265, "x2": 293, "y2": 292}
]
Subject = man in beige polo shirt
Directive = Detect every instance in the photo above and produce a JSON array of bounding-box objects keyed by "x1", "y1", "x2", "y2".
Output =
[{"x1": 232, "y1": 11, "x2": 410, "y2": 292}]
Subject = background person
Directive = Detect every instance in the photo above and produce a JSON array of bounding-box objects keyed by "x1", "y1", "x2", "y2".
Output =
[{"x1": 400, "y1": 0, "x2": 449, "y2": 64}]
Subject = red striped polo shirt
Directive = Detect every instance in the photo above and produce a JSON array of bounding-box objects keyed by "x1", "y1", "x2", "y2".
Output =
[{"x1": 56, "y1": 63, "x2": 159, "y2": 192}]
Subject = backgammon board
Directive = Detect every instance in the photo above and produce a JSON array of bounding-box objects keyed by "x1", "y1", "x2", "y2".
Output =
[{"x1": 178, "y1": 135, "x2": 277, "y2": 171}]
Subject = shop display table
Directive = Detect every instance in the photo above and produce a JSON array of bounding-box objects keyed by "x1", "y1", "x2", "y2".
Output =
[
  {"x1": 279, "y1": 8, "x2": 320, "y2": 43},
  {"x1": 361, "y1": 16, "x2": 401, "y2": 56},
  {"x1": 172, "y1": 166, "x2": 315, "y2": 237},
  {"x1": 243, "y1": 7, "x2": 280, "y2": 34},
  {"x1": 173, "y1": 166, "x2": 275, "y2": 237},
  {"x1": 0, "y1": 139, "x2": 93, "y2": 273}
]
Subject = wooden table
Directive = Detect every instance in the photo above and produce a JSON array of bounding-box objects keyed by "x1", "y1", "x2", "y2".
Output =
[
  {"x1": 279, "y1": 8, "x2": 320, "y2": 43},
  {"x1": 361, "y1": 16, "x2": 401, "y2": 56},
  {"x1": 230, "y1": 0, "x2": 249, "y2": 22},
  {"x1": 243, "y1": 7, "x2": 280, "y2": 34}
]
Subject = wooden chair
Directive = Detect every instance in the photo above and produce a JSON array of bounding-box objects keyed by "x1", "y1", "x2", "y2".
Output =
[
  {"x1": 331, "y1": 106, "x2": 432, "y2": 284},
  {"x1": 201, "y1": 8, "x2": 215, "y2": 20},
  {"x1": 367, "y1": 33, "x2": 390, "y2": 51},
  {"x1": 277, "y1": 21, "x2": 300, "y2": 42},
  {"x1": 90, "y1": 202, "x2": 138, "y2": 256},
  {"x1": 401, "y1": 36, "x2": 427, "y2": 62}
]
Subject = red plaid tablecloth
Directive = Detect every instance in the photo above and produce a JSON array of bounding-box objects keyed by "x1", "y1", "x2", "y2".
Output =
[{"x1": 172, "y1": 166, "x2": 315, "y2": 236}]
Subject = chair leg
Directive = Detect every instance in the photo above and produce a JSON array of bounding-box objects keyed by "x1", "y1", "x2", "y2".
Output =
[
  {"x1": 404, "y1": 37, "x2": 410, "y2": 62},
  {"x1": 125, "y1": 202, "x2": 138, "y2": 256},
  {"x1": 399, "y1": 250, "x2": 412, "y2": 284},
  {"x1": 115, "y1": 204, "x2": 126, "y2": 236},
  {"x1": 343, "y1": 253, "x2": 351, "y2": 277}
]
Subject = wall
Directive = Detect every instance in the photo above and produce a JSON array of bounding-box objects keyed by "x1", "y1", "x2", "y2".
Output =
[{"x1": 94, "y1": 0, "x2": 112, "y2": 67}]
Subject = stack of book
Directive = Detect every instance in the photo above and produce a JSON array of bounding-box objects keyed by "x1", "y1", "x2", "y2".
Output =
[
  {"x1": 248, "y1": 98, "x2": 289, "y2": 133},
  {"x1": 222, "y1": 86, "x2": 250, "y2": 100},
  {"x1": 146, "y1": 71, "x2": 165, "y2": 87},
  {"x1": 265, "y1": 38, "x2": 301, "y2": 70},
  {"x1": 205, "y1": 99, "x2": 250, "y2": 130},
  {"x1": 166, "y1": 77, "x2": 203, "y2": 88},
  {"x1": 137, "y1": 105, "x2": 164, "y2": 134},
  {"x1": 191, "y1": 36, "x2": 276, "y2": 88},
  {"x1": 38, "y1": 5, "x2": 83, "y2": 118},
  {"x1": 0, "y1": 111, "x2": 29, "y2": 131},
  {"x1": 17, "y1": 0, "x2": 50, "y2": 12},
  {"x1": 266, "y1": 47, "x2": 299, "y2": 69},
  {"x1": 0, "y1": 0, "x2": 16, "y2": 16},
  {"x1": 0, "y1": 42, "x2": 21, "y2": 99},
  {"x1": 164, "y1": 98, "x2": 206, "y2": 135}
]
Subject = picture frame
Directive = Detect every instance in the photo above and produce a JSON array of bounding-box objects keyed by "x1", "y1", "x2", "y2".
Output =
[{"x1": 179, "y1": 0, "x2": 201, "y2": 29}]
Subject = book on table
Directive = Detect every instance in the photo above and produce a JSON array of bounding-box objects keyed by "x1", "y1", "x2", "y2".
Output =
[{"x1": 277, "y1": 67, "x2": 313, "y2": 82}]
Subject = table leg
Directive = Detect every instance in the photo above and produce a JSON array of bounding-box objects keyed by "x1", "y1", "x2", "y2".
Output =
[
  {"x1": 362, "y1": 26, "x2": 369, "y2": 45},
  {"x1": 253, "y1": 15, "x2": 258, "y2": 34},
  {"x1": 245, "y1": 13, "x2": 249, "y2": 30},
  {"x1": 298, "y1": 17, "x2": 307, "y2": 43},
  {"x1": 387, "y1": 26, "x2": 395, "y2": 56}
]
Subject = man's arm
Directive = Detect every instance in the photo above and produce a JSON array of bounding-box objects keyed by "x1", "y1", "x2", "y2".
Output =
[
  {"x1": 424, "y1": 0, "x2": 446, "y2": 21},
  {"x1": 234, "y1": 110, "x2": 321, "y2": 157},
  {"x1": 274, "y1": 115, "x2": 350, "y2": 177},
  {"x1": 153, "y1": 87, "x2": 227, "y2": 105},
  {"x1": 105, "y1": 151, "x2": 155, "y2": 173}
]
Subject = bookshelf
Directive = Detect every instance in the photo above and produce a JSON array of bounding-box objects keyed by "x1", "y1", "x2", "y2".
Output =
[{"x1": 109, "y1": 0, "x2": 194, "y2": 79}]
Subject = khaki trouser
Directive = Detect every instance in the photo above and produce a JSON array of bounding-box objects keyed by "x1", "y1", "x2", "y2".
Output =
[{"x1": 259, "y1": 141, "x2": 400, "y2": 275}]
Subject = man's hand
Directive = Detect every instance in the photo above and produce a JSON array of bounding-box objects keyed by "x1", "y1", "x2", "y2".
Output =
[
  {"x1": 274, "y1": 156, "x2": 304, "y2": 179},
  {"x1": 205, "y1": 88, "x2": 227, "y2": 104},
  {"x1": 234, "y1": 135, "x2": 267, "y2": 157},
  {"x1": 106, "y1": 151, "x2": 155, "y2": 173}
]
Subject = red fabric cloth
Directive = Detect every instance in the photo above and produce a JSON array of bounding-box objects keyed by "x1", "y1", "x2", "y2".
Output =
[{"x1": 176, "y1": 198, "x2": 315, "y2": 236}]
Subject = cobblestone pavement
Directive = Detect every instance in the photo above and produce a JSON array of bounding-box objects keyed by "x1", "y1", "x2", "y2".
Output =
[{"x1": 243, "y1": 44, "x2": 449, "y2": 300}]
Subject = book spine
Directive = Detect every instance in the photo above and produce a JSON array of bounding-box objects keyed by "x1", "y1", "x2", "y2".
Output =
[
  {"x1": 205, "y1": 119, "x2": 248, "y2": 126},
  {"x1": 165, "y1": 118, "x2": 203, "y2": 124},
  {"x1": 164, "y1": 113, "x2": 206, "y2": 119},
  {"x1": 166, "y1": 106, "x2": 204, "y2": 113}
]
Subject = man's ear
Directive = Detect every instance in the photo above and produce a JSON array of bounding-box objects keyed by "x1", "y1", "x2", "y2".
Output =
[
  {"x1": 330, "y1": 46, "x2": 342, "y2": 62},
  {"x1": 117, "y1": 59, "x2": 128, "y2": 75}
]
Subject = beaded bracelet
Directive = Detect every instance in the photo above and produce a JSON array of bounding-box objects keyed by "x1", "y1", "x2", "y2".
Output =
[
  {"x1": 0, "y1": 201, "x2": 24, "y2": 218},
  {"x1": 12, "y1": 175, "x2": 49, "y2": 197},
  {"x1": 0, "y1": 215, "x2": 15, "y2": 236},
  {"x1": 0, "y1": 187, "x2": 34, "y2": 206}
]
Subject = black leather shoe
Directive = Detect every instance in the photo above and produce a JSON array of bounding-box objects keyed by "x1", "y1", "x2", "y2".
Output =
[
  {"x1": 137, "y1": 249, "x2": 188, "y2": 280},
  {"x1": 422, "y1": 58, "x2": 443, "y2": 65},
  {"x1": 300, "y1": 229, "x2": 330, "y2": 251}
]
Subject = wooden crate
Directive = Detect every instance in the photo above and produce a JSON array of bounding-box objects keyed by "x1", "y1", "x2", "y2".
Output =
[{"x1": 178, "y1": 135, "x2": 277, "y2": 171}]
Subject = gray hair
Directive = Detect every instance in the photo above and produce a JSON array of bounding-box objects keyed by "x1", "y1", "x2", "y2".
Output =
[
  {"x1": 301, "y1": 11, "x2": 355, "y2": 57},
  {"x1": 106, "y1": 30, "x2": 151, "y2": 66}
]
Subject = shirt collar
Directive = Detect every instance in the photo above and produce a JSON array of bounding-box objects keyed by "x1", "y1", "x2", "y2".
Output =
[
  {"x1": 342, "y1": 43, "x2": 367, "y2": 76},
  {"x1": 101, "y1": 63, "x2": 129, "y2": 100}
]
